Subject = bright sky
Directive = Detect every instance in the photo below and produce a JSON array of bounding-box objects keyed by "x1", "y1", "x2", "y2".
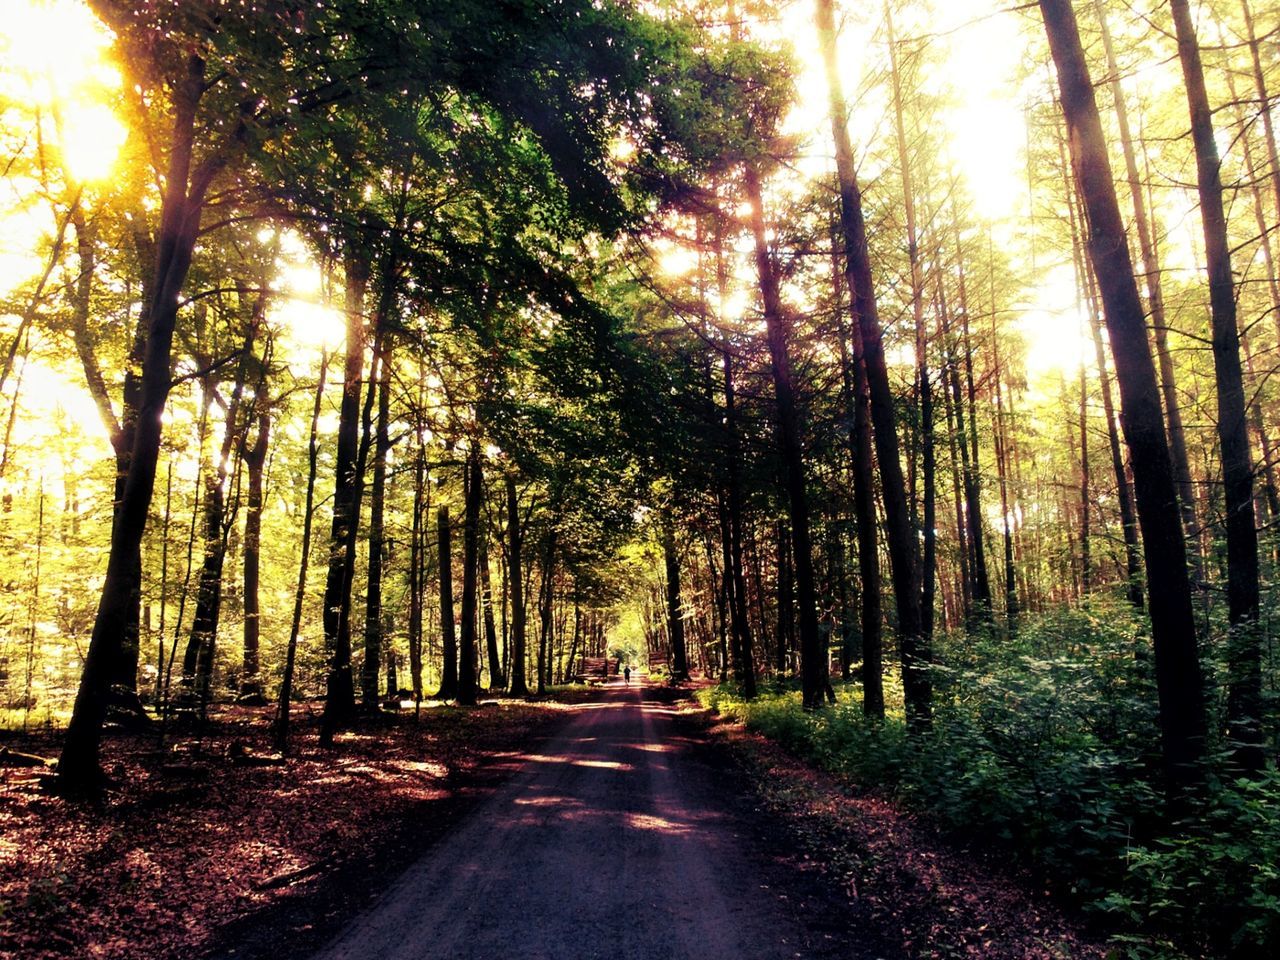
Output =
[{"x1": 0, "y1": 0, "x2": 1135, "y2": 434}]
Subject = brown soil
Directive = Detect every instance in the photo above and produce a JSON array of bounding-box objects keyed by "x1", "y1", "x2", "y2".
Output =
[
  {"x1": 1, "y1": 684, "x2": 1109, "y2": 960},
  {"x1": 0, "y1": 699, "x2": 573, "y2": 960},
  {"x1": 690, "y1": 703, "x2": 1109, "y2": 959}
]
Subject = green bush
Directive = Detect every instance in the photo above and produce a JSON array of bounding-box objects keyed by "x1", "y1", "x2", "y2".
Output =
[{"x1": 699, "y1": 599, "x2": 1279, "y2": 957}]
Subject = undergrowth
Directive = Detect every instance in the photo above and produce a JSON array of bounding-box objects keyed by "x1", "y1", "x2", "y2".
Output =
[{"x1": 700, "y1": 599, "x2": 1280, "y2": 959}]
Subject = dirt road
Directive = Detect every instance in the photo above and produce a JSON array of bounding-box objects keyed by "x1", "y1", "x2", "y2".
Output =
[{"x1": 308, "y1": 681, "x2": 861, "y2": 960}]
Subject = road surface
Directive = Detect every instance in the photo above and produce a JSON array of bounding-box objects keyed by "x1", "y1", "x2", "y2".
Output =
[{"x1": 307, "y1": 680, "x2": 834, "y2": 960}]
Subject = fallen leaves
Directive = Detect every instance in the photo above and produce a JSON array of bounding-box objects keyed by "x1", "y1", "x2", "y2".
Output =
[
  {"x1": 704, "y1": 715, "x2": 1108, "y2": 959},
  {"x1": 0, "y1": 700, "x2": 568, "y2": 960}
]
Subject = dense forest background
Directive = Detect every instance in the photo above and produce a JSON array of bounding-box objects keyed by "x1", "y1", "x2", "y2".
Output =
[{"x1": 2, "y1": 0, "x2": 1280, "y2": 955}]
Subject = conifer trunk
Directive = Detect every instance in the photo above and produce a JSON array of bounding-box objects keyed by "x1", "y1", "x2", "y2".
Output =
[
  {"x1": 1038, "y1": 0, "x2": 1206, "y2": 790},
  {"x1": 817, "y1": 0, "x2": 928, "y2": 726},
  {"x1": 1170, "y1": 0, "x2": 1262, "y2": 771}
]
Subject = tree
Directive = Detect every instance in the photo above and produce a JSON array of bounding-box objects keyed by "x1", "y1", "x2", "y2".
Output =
[
  {"x1": 815, "y1": 0, "x2": 929, "y2": 728},
  {"x1": 1037, "y1": 0, "x2": 1206, "y2": 792},
  {"x1": 1169, "y1": 0, "x2": 1263, "y2": 774}
]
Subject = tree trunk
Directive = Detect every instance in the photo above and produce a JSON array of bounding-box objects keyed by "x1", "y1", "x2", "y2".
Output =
[
  {"x1": 274, "y1": 353, "x2": 329, "y2": 754},
  {"x1": 58, "y1": 56, "x2": 227, "y2": 791},
  {"x1": 319, "y1": 250, "x2": 370, "y2": 739},
  {"x1": 1170, "y1": 0, "x2": 1262, "y2": 772},
  {"x1": 408, "y1": 425, "x2": 426, "y2": 705},
  {"x1": 817, "y1": 0, "x2": 928, "y2": 726},
  {"x1": 832, "y1": 220, "x2": 882, "y2": 714},
  {"x1": 241, "y1": 411, "x2": 269, "y2": 698},
  {"x1": 69, "y1": 206, "x2": 145, "y2": 695},
  {"x1": 506, "y1": 475, "x2": 528, "y2": 696},
  {"x1": 713, "y1": 212, "x2": 757, "y2": 696},
  {"x1": 1038, "y1": 0, "x2": 1206, "y2": 791},
  {"x1": 435, "y1": 504, "x2": 458, "y2": 700},
  {"x1": 361, "y1": 337, "x2": 393, "y2": 708},
  {"x1": 886, "y1": 0, "x2": 937, "y2": 649},
  {"x1": 458, "y1": 444, "x2": 482, "y2": 705},
  {"x1": 537, "y1": 531, "x2": 556, "y2": 696},
  {"x1": 1093, "y1": 0, "x2": 1200, "y2": 561},
  {"x1": 480, "y1": 507, "x2": 503, "y2": 691},
  {"x1": 183, "y1": 305, "x2": 262, "y2": 699},
  {"x1": 663, "y1": 512, "x2": 690, "y2": 681},
  {"x1": 774, "y1": 519, "x2": 793, "y2": 676}
]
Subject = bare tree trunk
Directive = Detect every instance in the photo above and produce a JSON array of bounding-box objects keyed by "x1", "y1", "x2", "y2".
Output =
[
  {"x1": 506, "y1": 475, "x2": 528, "y2": 696},
  {"x1": 319, "y1": 250, "x2": 369, "y2": 739},
  {"x1": 1171, "y1": 0, "x2": 1262, "y2": 771},
  {"x1": 361, "y1": 338, "x2": 393, "y2": 708},
  {"x1": 480, "y1": 507, "x2": 503, "y2": 691},
  {"x1": 241, "y1": 411, "x2": 269, "y2": 699},
  {"x1": 713, "y1": 211, "x2": 757, "y2": 696},
  {"x1": 184, "y1": 308, "x2": 262, "y2": 698},
  {"x1": 1039, "y1": 0, "x2": 1207, "y2": 792},
  {"x1": 435, "y1": 504, "x2": 458, "y2": 700},
  {"x1": 458, "y1": 444, "x2": 482, "y2": 705},
  {"x1": 274, "y1": 353, "x2": 328, "y2": 754},
  {"x1": 817, "y1": 0, "x2": 927, "y2": 726},
  {"x1": 537, "y1": 531, "x2": 557, "y2": 696},
  {"x1": 663, "y1": 511, "x2": 690, "y2": 681},
  {"x1": 1093, "y1": 0, "x2": 1200, "y2": 561},
  {"x1": 739, "y1": 161, "x2": 824, "y2": 709}
]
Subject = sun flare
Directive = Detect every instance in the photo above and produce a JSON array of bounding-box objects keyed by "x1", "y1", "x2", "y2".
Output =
[{"x1": 0, "y1": 1, "x2": 127, "y2": 185}]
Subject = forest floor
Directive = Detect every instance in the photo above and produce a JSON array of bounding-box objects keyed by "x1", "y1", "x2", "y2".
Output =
[
  {"x1": 0, "y1": 696, "x2": 577, "y2": 960},
  {"x1": 692, "y1": 700, "x2": 1110, "y2": 959},
  {"x1": 0, "y1": 683, "x2": 1108, "y2": 960}
]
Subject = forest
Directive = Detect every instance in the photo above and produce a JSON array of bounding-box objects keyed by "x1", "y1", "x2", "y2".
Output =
[{"x1": 1, "y1": 0, "x2": 1279, "y2": 958}]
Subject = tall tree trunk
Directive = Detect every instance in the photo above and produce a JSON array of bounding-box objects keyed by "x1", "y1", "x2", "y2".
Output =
[
  {"x1": 663, "y1": 511, "x2": 690, "y2": 681},
  {"x1": 1060, "y1": 120, "x2": 1144, "y2": 608},
  {"x1": 774, "y1": 519, "x2": 793, "y2": 676},
  {"x1": 506, "y1": 476, "x2": 528, "y2": 696},
  {"x1": 1093, "y1": 0, "x2": 1200, "y2": 560},
  {"x1": 480, "y1": 508, "x2": 503, "y2": 691},
  {"x1": 1038, "y1": 0, "x2": 1206, "y2": 791},
  {"x1": 817, "y1": 0, "x2": 928, "y2": 726},
  {"x1": 458, "y1": 444, "x2": 482, "y2": 705},
  {"x1": 832, "y1": 213, "x2": 883, "y2": 715},
  {"x1": 953, "y1": 246, "x2": 995, "y2": 628},
  {"x1": 184, "y1": 309, "x2": 262, "y2": 697},
  {"x1": 714, "y1": 211, "x2": 757, "y2": 696},
  {"x1": 361, "y1": 338, "x2": 393, "y2": 708},
  {"x1": 58, "y1": 56, "x2": 230, "y2": 791},
  {"x1": 1241, "y1": 0, "x2": 1280, "y2": 245},
  {"x1": 739, "y1": 160, "x2": 824, "y2": 708},
  {"x1": 991, "y1": 350, "x2": 1019, "y2": 635},
  {"x1": 1170, "y1": 0, "x2": 1262, "y2": 771},
  {"x1": 69, "y1": 207, "x2": 146, "y2": 696},
  {"x1": 435, "y1": 504, "x2": 458, "y2": 701},
  {"x1": 537, "y1": 531, "x2": 557, "y2": 696},
  {"x1": 319, "y1": 250, "x2": 370, "y2": 738},
  {"x1": 241, "y1": 411, "x2": 269, "y2": 698},
  {"x1": 886, "y1": 0, "x2": 936, "y2": 648},
  {"x1": 274, "y1": 353, "x2": 329, "y2": 754},
  {"x1": 408, "y1": 425, "x2": 426, "y2": 705}
]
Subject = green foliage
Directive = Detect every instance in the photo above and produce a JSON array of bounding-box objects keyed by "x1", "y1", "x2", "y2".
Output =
[
  {"x1": 701, "y1": 600, "x2": 1279, "y2": 956},
  {"x1": 1100, "y1": 771, "x2": 1280, "y2": 958}
]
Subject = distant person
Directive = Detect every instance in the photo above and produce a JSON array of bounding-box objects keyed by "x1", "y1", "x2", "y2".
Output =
[{"x1": 624, "y1": 665, "x2": 631, "y2": 685}]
